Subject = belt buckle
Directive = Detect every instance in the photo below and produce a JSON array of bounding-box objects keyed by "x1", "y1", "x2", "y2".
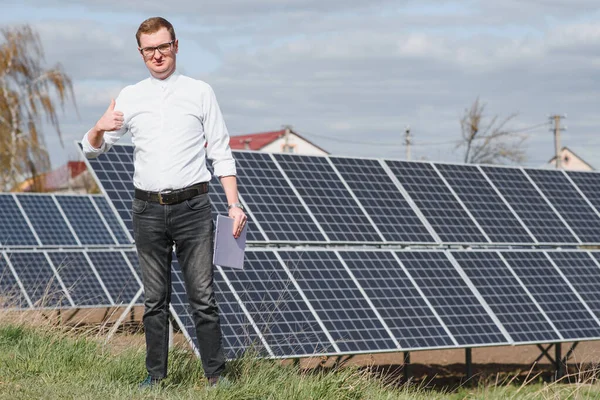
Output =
[{"x1": 158, "y1": 189, "x2": 173, "y2": 205}]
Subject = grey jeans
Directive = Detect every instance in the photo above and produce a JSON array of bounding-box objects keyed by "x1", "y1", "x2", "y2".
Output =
[{"x1": 132, "y1": 192, "x2": 225, "y2": 379}]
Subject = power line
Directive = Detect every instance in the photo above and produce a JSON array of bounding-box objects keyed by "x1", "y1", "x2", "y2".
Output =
[{"x1": 300, "y1": 121, "x2": 551, "y2": 148}]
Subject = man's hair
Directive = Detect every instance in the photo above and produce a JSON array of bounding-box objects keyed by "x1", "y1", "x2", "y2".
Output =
[{"x1": 136, "y1": 17, "x2": 176, "y2": 46}]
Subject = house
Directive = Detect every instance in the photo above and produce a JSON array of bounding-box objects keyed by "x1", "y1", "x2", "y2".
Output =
[
  {"x1": 229, "y1": 126, "x2": 329, "y2": 155},
  {"x1": 547, "y1": 147, "x2": 595, "y2": 171},
  {"x1": 11, "y1": 161, "x2": 98, "y2": 193}
]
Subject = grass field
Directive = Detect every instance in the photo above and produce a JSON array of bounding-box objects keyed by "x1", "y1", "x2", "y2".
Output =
[{"x1": 2, "y1": 322, "x2": 600, "y2": 399}]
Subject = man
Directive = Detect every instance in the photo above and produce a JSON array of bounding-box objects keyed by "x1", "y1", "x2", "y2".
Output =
[{"x1": 81, "y1": 17, "x2": 246, "y2": 388}]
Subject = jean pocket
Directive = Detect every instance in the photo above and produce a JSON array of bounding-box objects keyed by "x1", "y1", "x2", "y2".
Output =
[
  {"x1": 185, "y1": 193, "x2": 211, "y2": 211},
  {"x1": 132, "y1": 198, "x2": 148, "y2": 214}
]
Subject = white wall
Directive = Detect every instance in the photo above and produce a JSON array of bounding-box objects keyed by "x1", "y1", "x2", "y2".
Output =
[{"x1": 260, "y1": 133, "x2": 328, "y2": 156}]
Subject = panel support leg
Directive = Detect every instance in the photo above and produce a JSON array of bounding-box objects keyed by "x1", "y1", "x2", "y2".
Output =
[
  {"x1": 105, "y1": 288, "x2": 143, "y2": 344},
  {"x1": 403, "y1": 351, "x2": 411, "y2": 382},
  {"x1": 555, "y1": 342, "x2": 563, "y2": 380},
  {"x1": 465, "y1": 348, "x2": 473, "y2": 381}
]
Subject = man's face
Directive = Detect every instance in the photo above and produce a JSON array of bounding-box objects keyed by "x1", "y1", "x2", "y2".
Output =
[{"x1": 138, "y1": 27, "x2": 178, "y2": 80}]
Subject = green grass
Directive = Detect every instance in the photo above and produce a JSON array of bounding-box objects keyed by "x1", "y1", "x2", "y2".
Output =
[{"x1": 1, "y1": 323, "x2": 600, "y2": 399}]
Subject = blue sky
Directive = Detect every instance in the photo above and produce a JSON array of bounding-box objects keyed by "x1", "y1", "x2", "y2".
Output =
[{"x1": 2, "y1": 0, "x2": 600, "y2": 168}]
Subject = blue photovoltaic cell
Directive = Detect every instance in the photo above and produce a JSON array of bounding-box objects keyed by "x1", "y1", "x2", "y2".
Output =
[
  {"x1": 481, "y1": 166, "x2": 579, "y2": 244},
  {"x1": 87, "y1": 251, "x2": 141, "y2": 304},
  {"x1": 567, "y1": 171, "x2": 600, "y2": 215},
  {"x1": 222, "y1": 251, "x2": 334, "y2": 356},
  {"x1": 330, "y1": 157, "x2": 435, "y2": 243},
  {"x1": 0, "y1": 195, "x2": 38, "y2": 246},
  {"x1": 501, "y1": 252, "x2": 600, "y2": 340},
  {"x1": 278, "y1": 250, "x2": 397, "y2": 353},
  {"x1": 450, "y1": 251, "x2": 559, "y2": 343},
  {"x1": 396, "y1": 251, "x2": 507, "y2": 346},
  {"x1": 55, "y1": 196, "x2": 116, "y2": 245},
  {"x1": 170, "y1": 259, "x2": 265, "y2": 359},
  {"x1": 6, "y1": 252, "x2": 69, "y2": 308},
  {"x1": 273, "y1": 154, "x2": 382, "y2": 243},
  {"x1": 231, "y1": 152, "x2": 326, "y2": 242},
  {"x1": 385, "y1": 161, "x2": 488, "y2": 244},
  {"x1": 0, "y1": 253, "x2": 28, "y2": 308},
  {"x1": 549, "y1": 252, "x2": 600, "y2": 321},
  {"x1": 47, "y1": 252, "x2": 111, "y2": 307},
  {"x1": 16, "y1": 195, "x2": 78, "y2": 246},
  {"x1": 338, "y1": 250, "x2": 455, "y2": 350},
  {"x1": 85, "y1": 144, "x2": 136, "y2": 234},
  {"x1": 436, "y1": 164, "x2": 534, "y2": 244},
  {"x1": 91, "y1": 196, "x2": 132, "y2": 244},
  {"x1": 526, "y1": 169, "x2": 600, "y2": 244}
]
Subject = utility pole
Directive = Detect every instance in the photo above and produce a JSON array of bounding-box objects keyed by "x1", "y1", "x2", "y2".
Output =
[
  {"x1": 549, "y1": 115, "x2": 566, "y2": 169},
  {"x1": 404, "y1": 125, "x2": 411, "y2": 161}
]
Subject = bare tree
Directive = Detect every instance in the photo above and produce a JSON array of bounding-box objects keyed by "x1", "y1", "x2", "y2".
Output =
[
  {"x1": 457, "y1": 98, "x2": 527, "y2": 165},
  {"x1": 0, "y1": 25, "x2": 76, "y2": 191}
]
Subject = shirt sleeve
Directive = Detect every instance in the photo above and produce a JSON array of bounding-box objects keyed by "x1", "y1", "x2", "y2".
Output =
[
  {"x1": 203, "y1": 84, "x2": 236, "y2": 177},
  {"x1": 81, "y1": 94, "x2": 129, "y2": 159}
]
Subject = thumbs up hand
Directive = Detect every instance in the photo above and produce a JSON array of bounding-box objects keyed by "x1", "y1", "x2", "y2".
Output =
[{"x1": 94, "y1": 99, "x2": 125, "y2": 133}]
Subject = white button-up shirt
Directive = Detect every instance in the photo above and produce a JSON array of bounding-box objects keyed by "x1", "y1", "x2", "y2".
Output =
[{"x1": 82, "y1": 71, "x2": 236, "y2": 191}]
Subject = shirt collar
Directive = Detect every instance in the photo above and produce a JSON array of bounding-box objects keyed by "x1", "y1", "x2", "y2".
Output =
[{"x1": 150, "y1": 70, "x2": 180, "y2": 88}]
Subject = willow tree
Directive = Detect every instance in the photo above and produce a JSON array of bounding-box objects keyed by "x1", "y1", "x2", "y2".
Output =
[
  {"x1": 457, "y1": 98, "x2": 526, "y2": 165},
  {"x1": 0, "y1": 25, "x2": 75, "y2": 191}
]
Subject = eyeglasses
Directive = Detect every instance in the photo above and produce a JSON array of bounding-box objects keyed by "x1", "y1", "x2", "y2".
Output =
[{"x1": 139, "y1": 40, "x2": 174, "y2": 58}]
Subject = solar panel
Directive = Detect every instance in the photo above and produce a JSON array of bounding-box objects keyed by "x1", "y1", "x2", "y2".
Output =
[
  {"x1": 170, "y1": 259, "x2": 266, "y2": 359},
  {"x1": 91, "y1": 196, "x2": 132, "y2": 244},
  {"x1": 85, "y1": 144, "x2": 135, "y2": 234},
  {"x1": 500, "y1": 252, "x2": 600, "y2": 340},
  {"x1": 450, "y1": 251, "x2": 560, "y2": 343},
  {"x1": 436, "y1": 164, "x2": 534, "y2": 244},
  {"x1": 221, "y1": 250, "x2": 334, "y2": 356},
  {"x1": 338, "y1": 250, "x2": 455, "y2": 350},
  {"x1": 481, "y1": 166, "x2": 579, "y2": 244},
  {"x1": 526, "y1": 169, "x2": 600, "y2": 244},
  {"x1": 0, "y1": 252, "x2": 29, "y2": 308},
  {"x1": 15, "y1": 195, "x2": 78, "y2": 246},
  {"x1": 86, "y1": 251, "x2": 141, "y2": 304},
  {"x1": 385, "y1": 161, "x2": 488, "y2": 244},
  {"x1": 548, "y1": 251, "x2": 600, "y2": 321},
  {"x1": 122, "y1": 250, "x2": 144, "y2": 304},
  {"x1": 5, "y1": 252, "x2": 70, "y2": 308},
  {"x1": 0, "y1": 194, "x2": 38, "y2": 247},
  {"x1": 567, "y1": 171, "x2": 600, "y2": 215},
  {"x1": 231, "y1": 151, "x2": 326, "y2": 243},
  {"x1": 47, "y1": 251, "x2": 112, "y2": 307},
  {"x1": 278, "y1": 250, "x2": 397, "y2": 353},
  {"x1": 55, "y1": 196, "x2": 117, "y2": 245},
  {"x1": 273, "y1": 154, "x2": 382, "y2": 243},
  {"x1": 330, "y1": 157, "x2": 436, "y2": 243},
  {"x1": 395, "y1": 251, "x2": 507, "y2": 346}
]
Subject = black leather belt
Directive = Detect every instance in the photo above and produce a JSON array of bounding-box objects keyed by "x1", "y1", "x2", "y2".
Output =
[{"x1": 134, "y1": 182, "x2": 209, "y2": 205}]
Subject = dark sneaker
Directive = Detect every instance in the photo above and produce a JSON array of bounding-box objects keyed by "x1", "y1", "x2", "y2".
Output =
[
  {"x1": 207, "y1": 375, "x2": 231, "y2": 388},
  {"x1": 138, "y1": 375, "x2": 162, "y2": 389}
]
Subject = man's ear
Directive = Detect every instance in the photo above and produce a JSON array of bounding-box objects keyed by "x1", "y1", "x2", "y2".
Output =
[{"x1": 173, "y1": 39, "x2": 179, "y2": 54}]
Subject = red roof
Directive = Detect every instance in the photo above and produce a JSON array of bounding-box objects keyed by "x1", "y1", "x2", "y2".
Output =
[
  {"x1": 229, "y1": 129, "x2": 286, "y2": 150},
  {"x1": 14, "y1": 161, "x2": 87, "y2": 192}
]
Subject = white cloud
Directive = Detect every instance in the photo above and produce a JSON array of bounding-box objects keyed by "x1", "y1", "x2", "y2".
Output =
[{"x1": 2, "y1": 1, "x2": 600, "y2": 169}]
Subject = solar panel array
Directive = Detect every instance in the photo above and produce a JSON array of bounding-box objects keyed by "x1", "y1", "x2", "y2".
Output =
[
  {"x1": 81, "y1": 144, "x2": 600, "y2": 247},
  {"x1": 4, "y1": 142, "x2": 592, "y2": 359},
  {"x1": 159, "y1": 249, "x2": 600, "y2": 359},
  {"x1": 1, "y1": 249, "x2": 143, "y2": 310}
]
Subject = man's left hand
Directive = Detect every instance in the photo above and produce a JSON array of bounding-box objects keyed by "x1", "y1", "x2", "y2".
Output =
[{"x1": 230, "y1": 206, "x2": 247, "y2": 238}]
